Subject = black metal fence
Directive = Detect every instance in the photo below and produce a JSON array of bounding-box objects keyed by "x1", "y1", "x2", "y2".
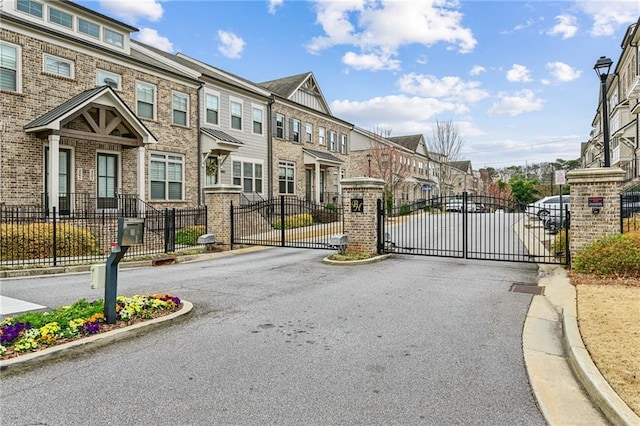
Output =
[
  {"x1": 378, "y1": 193, "x2": 569, "y2": 265},
  {"x1": 621, "y1": 182, "x2": 640, "y2": 233},
  {"x1": 231, "y1": 196, "x2": 343, "y2": 249},
  {"x1": 0, "y1": 205, "x2": 207, "y2": 268}
]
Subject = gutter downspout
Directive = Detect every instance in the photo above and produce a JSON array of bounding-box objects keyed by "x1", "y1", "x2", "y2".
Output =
[
  {"x1": 267, "y1": 96, "x2": 275, "y2": 198},
  {"x1": 197, "y1": 82, "x2": 204, "y2": 205}
]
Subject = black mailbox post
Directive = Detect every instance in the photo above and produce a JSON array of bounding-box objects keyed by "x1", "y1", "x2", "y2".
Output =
[{"x1": 104, "y1": 218, "x2": 144, "y2": 324}]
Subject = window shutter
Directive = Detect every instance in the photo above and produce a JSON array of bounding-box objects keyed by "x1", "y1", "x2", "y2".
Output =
[
  {"x1": 288, "y1": 118, "x2": 294, "y2": 141},
  {"x1": 271, "y1": 113, "x2": 277, "y2": 137}
]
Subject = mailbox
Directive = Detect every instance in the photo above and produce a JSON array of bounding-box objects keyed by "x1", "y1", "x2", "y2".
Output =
[
  {"x1": 197, "y1": 234, "x2": 215, "y2": 244},
  {"x1": 118, "y1": 217, "x2": 145, "y2": 246},
  {"x1": 90, "y1": 264, "x2": 105, "y2": 289},
  {"x1": 329, "y1": 233, "x2": 348, "y2": 254}
]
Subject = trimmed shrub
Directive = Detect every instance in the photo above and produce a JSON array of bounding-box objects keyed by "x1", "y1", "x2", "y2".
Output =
[
  {"x1": 573, "y1": 231, "x2": 640, "y2": 277},
  {"x1": 552, "y1": 229, "x2": 569, "y2": 263},
  {"x1": 1, "y1": 222, "x2": 101, "y2": 261},
  {"x1": 273, "y1": 213, "x2": 313, "y2": 230},
  {"x1": 325, "y1": 203, "x2": 337, "y2": 212},
  {"x1": 399, "y1": 204, "x2": 411, "y2": 216},
  {"x1": 175, "y1": 225, "x2": 206, "y2": 246}
]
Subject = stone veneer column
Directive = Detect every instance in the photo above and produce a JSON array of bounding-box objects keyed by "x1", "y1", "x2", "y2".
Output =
[
  {"x1": 203, "y1": 185, "x2": 242, "y2": 245},
  {"x1": 567, "y1": 167, "x2": 626, "y2": 267},
  {"x1": 340, "y1": 177, "x2": 386, "y2": 256}
]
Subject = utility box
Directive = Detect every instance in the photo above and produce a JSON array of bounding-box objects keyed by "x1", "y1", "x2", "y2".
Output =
[
  {"x1": 197, "y1": 234, "x2": 215, "y2": 244},
  {"x1": 329, "y1": 234, "x2": 348, "y2": 254},
  {"x1": 90, "y1": 264, "x2": 106, "y2": 289}
]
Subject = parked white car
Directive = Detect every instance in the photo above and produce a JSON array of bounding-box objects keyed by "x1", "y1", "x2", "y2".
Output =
[{"x1": 526, "y1": 195, "x2": 570, "y2": 220}]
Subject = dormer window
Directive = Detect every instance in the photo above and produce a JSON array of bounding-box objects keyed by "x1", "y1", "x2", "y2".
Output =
[
  {"x1": 104, "y1": 28, "x2": 124, "y2": 48},
  {"x1": 17, "y1": 0, "x2": 43, "y2": 18},
  {"x1": 78, "y1": 18, "x2": 100, "y2": 38},
  {"x1": 49, "y1": 7, "x2": 73, "y2": 29},
  {"x1": 96, "y1": 69, "x2": 120, "y2": 89}
]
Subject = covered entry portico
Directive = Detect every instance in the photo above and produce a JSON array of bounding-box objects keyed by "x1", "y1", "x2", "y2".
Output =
[
  {"x1": 23, "y1": 86, "x2": 157, "y2": 216},
  {"x1": 303, "y1": 147, "x2": 344, "y2": 204}
]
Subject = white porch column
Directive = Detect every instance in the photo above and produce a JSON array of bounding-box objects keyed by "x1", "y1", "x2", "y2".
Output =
[
  {"x1": 315, "y1": 162, "x2": 321, "y2": 202},
  {"x1": 137, "y1": 147, "x2": 146, "y2": 203},
  {"x1": 48, "y1": 134, "x2": 60, "y2": 215}
]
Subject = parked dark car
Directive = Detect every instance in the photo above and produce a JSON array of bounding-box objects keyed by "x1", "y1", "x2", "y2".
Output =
[
  {"x1": 544, "y1": 211, "x2": 570, "y2": 234},
  {"x1": 474, "y1": 203, "x2": 487, "y2": 213}
]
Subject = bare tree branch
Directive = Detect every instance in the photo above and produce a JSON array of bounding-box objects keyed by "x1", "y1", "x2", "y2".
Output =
[{"x1": 427, "y1": 119, "x2": 464, "y2": 162}]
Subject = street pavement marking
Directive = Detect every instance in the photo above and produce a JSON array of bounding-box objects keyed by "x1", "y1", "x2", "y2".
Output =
[{"x1": 0, "y1": 296, "x2": 46, "y2": 316}]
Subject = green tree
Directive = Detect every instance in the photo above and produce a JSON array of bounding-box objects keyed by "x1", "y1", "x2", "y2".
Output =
[{"x1": 509, "y1": 176, "x2": 539, "y2": 205}]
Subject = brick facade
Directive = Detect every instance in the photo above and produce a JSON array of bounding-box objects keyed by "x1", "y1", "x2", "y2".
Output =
[{"x1": 341, "y1": 177, "x2": 385, "y2": 256}]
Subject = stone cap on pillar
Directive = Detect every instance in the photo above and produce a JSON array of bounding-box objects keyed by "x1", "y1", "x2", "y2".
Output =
[
  {"x1": 340, "y1": 177, "x2": 386, "y2": 189},
  {"x1": 203, "y1": 184, "x2": 243, "y2": 194},
  {"x1": 567, "y1": 167, "x2": 626, "y2": 184}
]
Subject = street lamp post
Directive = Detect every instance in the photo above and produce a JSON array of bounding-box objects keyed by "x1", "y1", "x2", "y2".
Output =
[
  {"x1": 594, "y1": 55, "x2": 613, "y2": 167},
  {"x1": 366, "y1": 153, "x2": 372, "y2": 177}
]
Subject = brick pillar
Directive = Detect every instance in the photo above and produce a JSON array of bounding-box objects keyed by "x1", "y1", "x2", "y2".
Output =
[
  {"x1": 340, "y1": 177, "x2": 385, "y2": 256},
  {"x1": 567, "y1": 167, "x2": 625, "y2": 267},
  {"x1": 203, "y1": 185, "x2": 242, "y2": 245}
]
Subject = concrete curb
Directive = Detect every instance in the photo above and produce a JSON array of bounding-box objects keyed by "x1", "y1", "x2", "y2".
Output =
[
  {"x1": 0, "y1": 300, "x2": 193, "y2": 376},
  {"x1": 322, "y1": 253, "x2": 392, "y2": 265},
  {"x1": 562, "y1": 311, "x2": 640, "y2": 426}
]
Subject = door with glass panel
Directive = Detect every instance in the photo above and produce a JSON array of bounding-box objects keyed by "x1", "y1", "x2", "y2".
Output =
[
  {"x1": 44, "y1": 147, "x2": 71, "y2": 214},
  {"x1": 97, "y1": 153, "x2": 118, "y2": 209}
]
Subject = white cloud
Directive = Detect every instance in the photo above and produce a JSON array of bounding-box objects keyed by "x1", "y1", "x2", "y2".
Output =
[
  {"x1": 487, "y1": 89, "x2": 544, "y2": 116},
  {"x1": 307, "y1": 1, "x2": 476, "y2": 71},
  {"x1": 343, "y1": 51, "x2": 401, "y2": 71},
  {"x1": 577, "y1": 1, "x2": 639, "y2": 37},
  {"x1": 268, "y1": 0, "x2": 283, "y2": 15},
  {"x1": 547, "y1": 14, "x2": 578, "y2": 39},
  {"x1": 217, "y1": 30, "x2": 245, "y2": 59},
  {"x1": 506, "y1": 64, "x2": 532, "y2": 83},
  {"x1": 470, "y1": 65, "x2": 485, "y2": 76},
  {"x1": 98, "y1": 0, "x2": 163, "y2": 24},
  {"x1": 546, "y1": 61, "x2": 582, "y2": 83},
  {"x1": 135, "y1": 28, "x2": 173, "y2": 52},
  {"x1": 397, "y1": 73, "x2": 489, "y2": 103}
]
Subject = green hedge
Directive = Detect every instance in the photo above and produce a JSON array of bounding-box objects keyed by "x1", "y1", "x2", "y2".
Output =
[
  {"x1": 573, "y1": 231, "x2": 640, "y2": 277},
  {"x1": 273, "y1": 213, "x2": 313, "y2": 230},
  {"x1": 175, "y1": 225, "x2": 206, "y2": 246}
]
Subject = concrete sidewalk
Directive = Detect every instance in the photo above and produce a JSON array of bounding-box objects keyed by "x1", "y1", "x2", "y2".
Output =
[{"x1": 524, "y1": 264, "x2": 640, "y2": 426}]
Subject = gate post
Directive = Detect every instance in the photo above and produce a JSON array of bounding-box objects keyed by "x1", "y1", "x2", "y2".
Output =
[
  {"x1": 340, "y1": 177, "x2": 386, "y2": 257},
  {"x1": 567, "y1": 167, "x2": 625, "y2": 268},
  {"x1": 203, "y1": 185, "x2": 242, "y2": 246}
]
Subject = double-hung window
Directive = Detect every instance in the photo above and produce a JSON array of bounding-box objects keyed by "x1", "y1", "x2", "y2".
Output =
[
  {"x1": 278, "y1": 161, "x2": 295, "y2": 194},
  {"x1": 233, "y1": 160, "x2": 263, "y2": 193},
  {"x1": 252, "y1": 107, "x2": 263, "y2": 135},
  {"x1": 43, "y1": 54, "x2": 73, "y2": 78},
  {"x1": 291, "y1": 119, "x2": 301, "y2": 143},
  {"x1": 305, "y1": 123, "x2": 313, "y2": 142},
  {"x1": 104, "y1": 28, "x2": 124, "y2": 48},
  {"x1": 49, "y1": 7, "x2": 73, "y2": 28},
  {"x1": 205, "y1": 94, "x2": 219, "y2": 125},
  {"x1": 96, "y1": 69, "x2": 120, "y2": 89},
  {"x1": 0, "y1": 43, "x2": 19, "y2": 92},
  {"x1": 339, "y1": 134, "x2": 347, "y2": 154},
  {"x1": 17, "y1": 0, "x2": 42, "y2": 18},
  {"x1": 136, "y1": 82, "x2": 155, "y2": 120},
  {"x1": 172, "y1": 92, "x2": 188, "y2": 126},
  {"x1": 78, "y1": 18, "x2": 100, "y2": 38},
  {"x1": 275, "y1": 113, "x2": 285, "y2": 138},
  {"x1": 230, "y1": 100, "x2": 242, "y2": 130},
  {"x1": 329, "y1": 131, "x2": 337, "y2": 151},
  {"x1": 150, "y1": 153, "x2": 183, "y2": 200},
  {"x1": 318, "y1": 127, "x2": 325, "y2": 145}
]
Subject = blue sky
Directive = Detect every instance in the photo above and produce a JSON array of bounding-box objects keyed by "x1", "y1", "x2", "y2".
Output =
[{"x1": 75, "y1": 0, "x2": 639, "y2": 169}]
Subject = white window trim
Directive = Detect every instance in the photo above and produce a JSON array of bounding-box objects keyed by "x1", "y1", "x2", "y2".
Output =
[
  {"x1": 278, "y1": 161, "x2": 296, "y2": 195},
  {"x1": 318, "y1": 127, "x2": 325, "y2": 145},
  {"x1": 103, "y1": 27, "x2": 124, "y2": 48},
  {"x1": 172, "y1": 91, "x2": 189, "y2": 127},
  {"x1": 0, "y1": 41, "x2": 22, "y2": 93},
  {"x1": 96, "y1": 69, "x2": 121, "y2": 90},
  {"x1": 135, "y1": 80, "x2": 157, "y2": 120},
  {"x1": 275, "y1": 113, "x2": 286, "y2": 139},
  {"x1": 204, "y1": 90, "x2": 220, "y2": 126},
  {"x1": 305, "y1": 123, "x2": 313, "y2": 143},
  {"x1": 48, "y1": 5, "x2": 73, "y2": 29},
  {"x1": 230, "y1": 97, "x2": 243, "y2": 132},
  {"x1": 78, "y1": 17, "x2": 100, "y2": 39},
  {"x1": 149, "y1": 152, "x2": 185, "y2": 201},
  {"x1": 231, "y1": 156, "x2": 265, "y2": 194},
  {"x1": 16, "y1": 0, "x2": 43, "y2": 19},
  {"x1": 251, "y1": 104, "x2": 264, "y2": 135},
  {"x1": 43, "y1": 53, "x2": 74, "y2": 78}
]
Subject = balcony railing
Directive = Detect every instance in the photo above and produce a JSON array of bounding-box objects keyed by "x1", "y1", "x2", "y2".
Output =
[{"x1": 628, "y1": 75, "x2": 640, "y2": 99}]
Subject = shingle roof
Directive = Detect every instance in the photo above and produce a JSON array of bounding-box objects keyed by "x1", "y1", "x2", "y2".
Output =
[
  {"x1": 260, "y1": 72, "x2": 311, "y2": 98},
  {"x1": 448, "y1": 160, "x2": 472, "y2": 172},
  {"x1": 200, "y1": 127, "x2": 243, "y2": 145},
  {"x1": 387, "y1": 134, "x2": 423, "y2": 151},
  {"x1": 303, "y1": 148, "x2": 344, "y2": 164}
]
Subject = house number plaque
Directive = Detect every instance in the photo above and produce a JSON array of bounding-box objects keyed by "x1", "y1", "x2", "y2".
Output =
[{"x1": 351, "y1": 198, "x2": 364, "y2": 213}]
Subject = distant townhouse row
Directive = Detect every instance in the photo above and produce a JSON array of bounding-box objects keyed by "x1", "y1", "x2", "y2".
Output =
[
  {"x1": 0, "y1": 0, "x2": 481, "y2": 216},
  {"x1": 583, "y1": 17, "x2": 640, "y2": 182}
]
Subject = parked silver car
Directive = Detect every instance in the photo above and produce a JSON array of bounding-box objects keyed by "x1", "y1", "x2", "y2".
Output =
[{"x1": 526, "y1": 195, "x2": 570, "y2": 220}]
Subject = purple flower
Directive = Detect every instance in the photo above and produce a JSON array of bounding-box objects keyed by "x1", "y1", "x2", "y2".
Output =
[
  {"x1": 0, "y1": 322, "x2": 31, "y2": 344},
  {"x1": 79, "y1": 321, "x2": 101, "y2": 335}
]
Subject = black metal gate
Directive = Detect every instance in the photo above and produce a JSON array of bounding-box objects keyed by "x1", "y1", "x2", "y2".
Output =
[
  {"x1": 231, "y1": 196, "x2": 343, "y2": 249},
  {"x1": 377, "y1": 193, "x2": 569, "y2": 265}
]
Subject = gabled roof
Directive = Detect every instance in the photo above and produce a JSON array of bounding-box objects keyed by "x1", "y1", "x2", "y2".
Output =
[
  {"x1": 24, "y1": 85, "x2": 157, "y2": 144},
  {"x1": 387, "y1": 134, "x2": 423, "y2": 151},
  {"x1": 260, "y1": 72, "x2": 332, "y2": 115},
  {"x1": 448, "y1": 160, "x2": 472, "y2": 173}
]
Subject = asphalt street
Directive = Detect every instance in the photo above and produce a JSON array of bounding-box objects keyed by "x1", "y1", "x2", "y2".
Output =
[{"x1": 0, "y1": 248, "x2": 546, "y2": 425}]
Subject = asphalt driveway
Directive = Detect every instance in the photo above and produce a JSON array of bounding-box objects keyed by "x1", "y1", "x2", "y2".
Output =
[{"x1": 0, "y1": 248, "x2": 546, "y2": 425}]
